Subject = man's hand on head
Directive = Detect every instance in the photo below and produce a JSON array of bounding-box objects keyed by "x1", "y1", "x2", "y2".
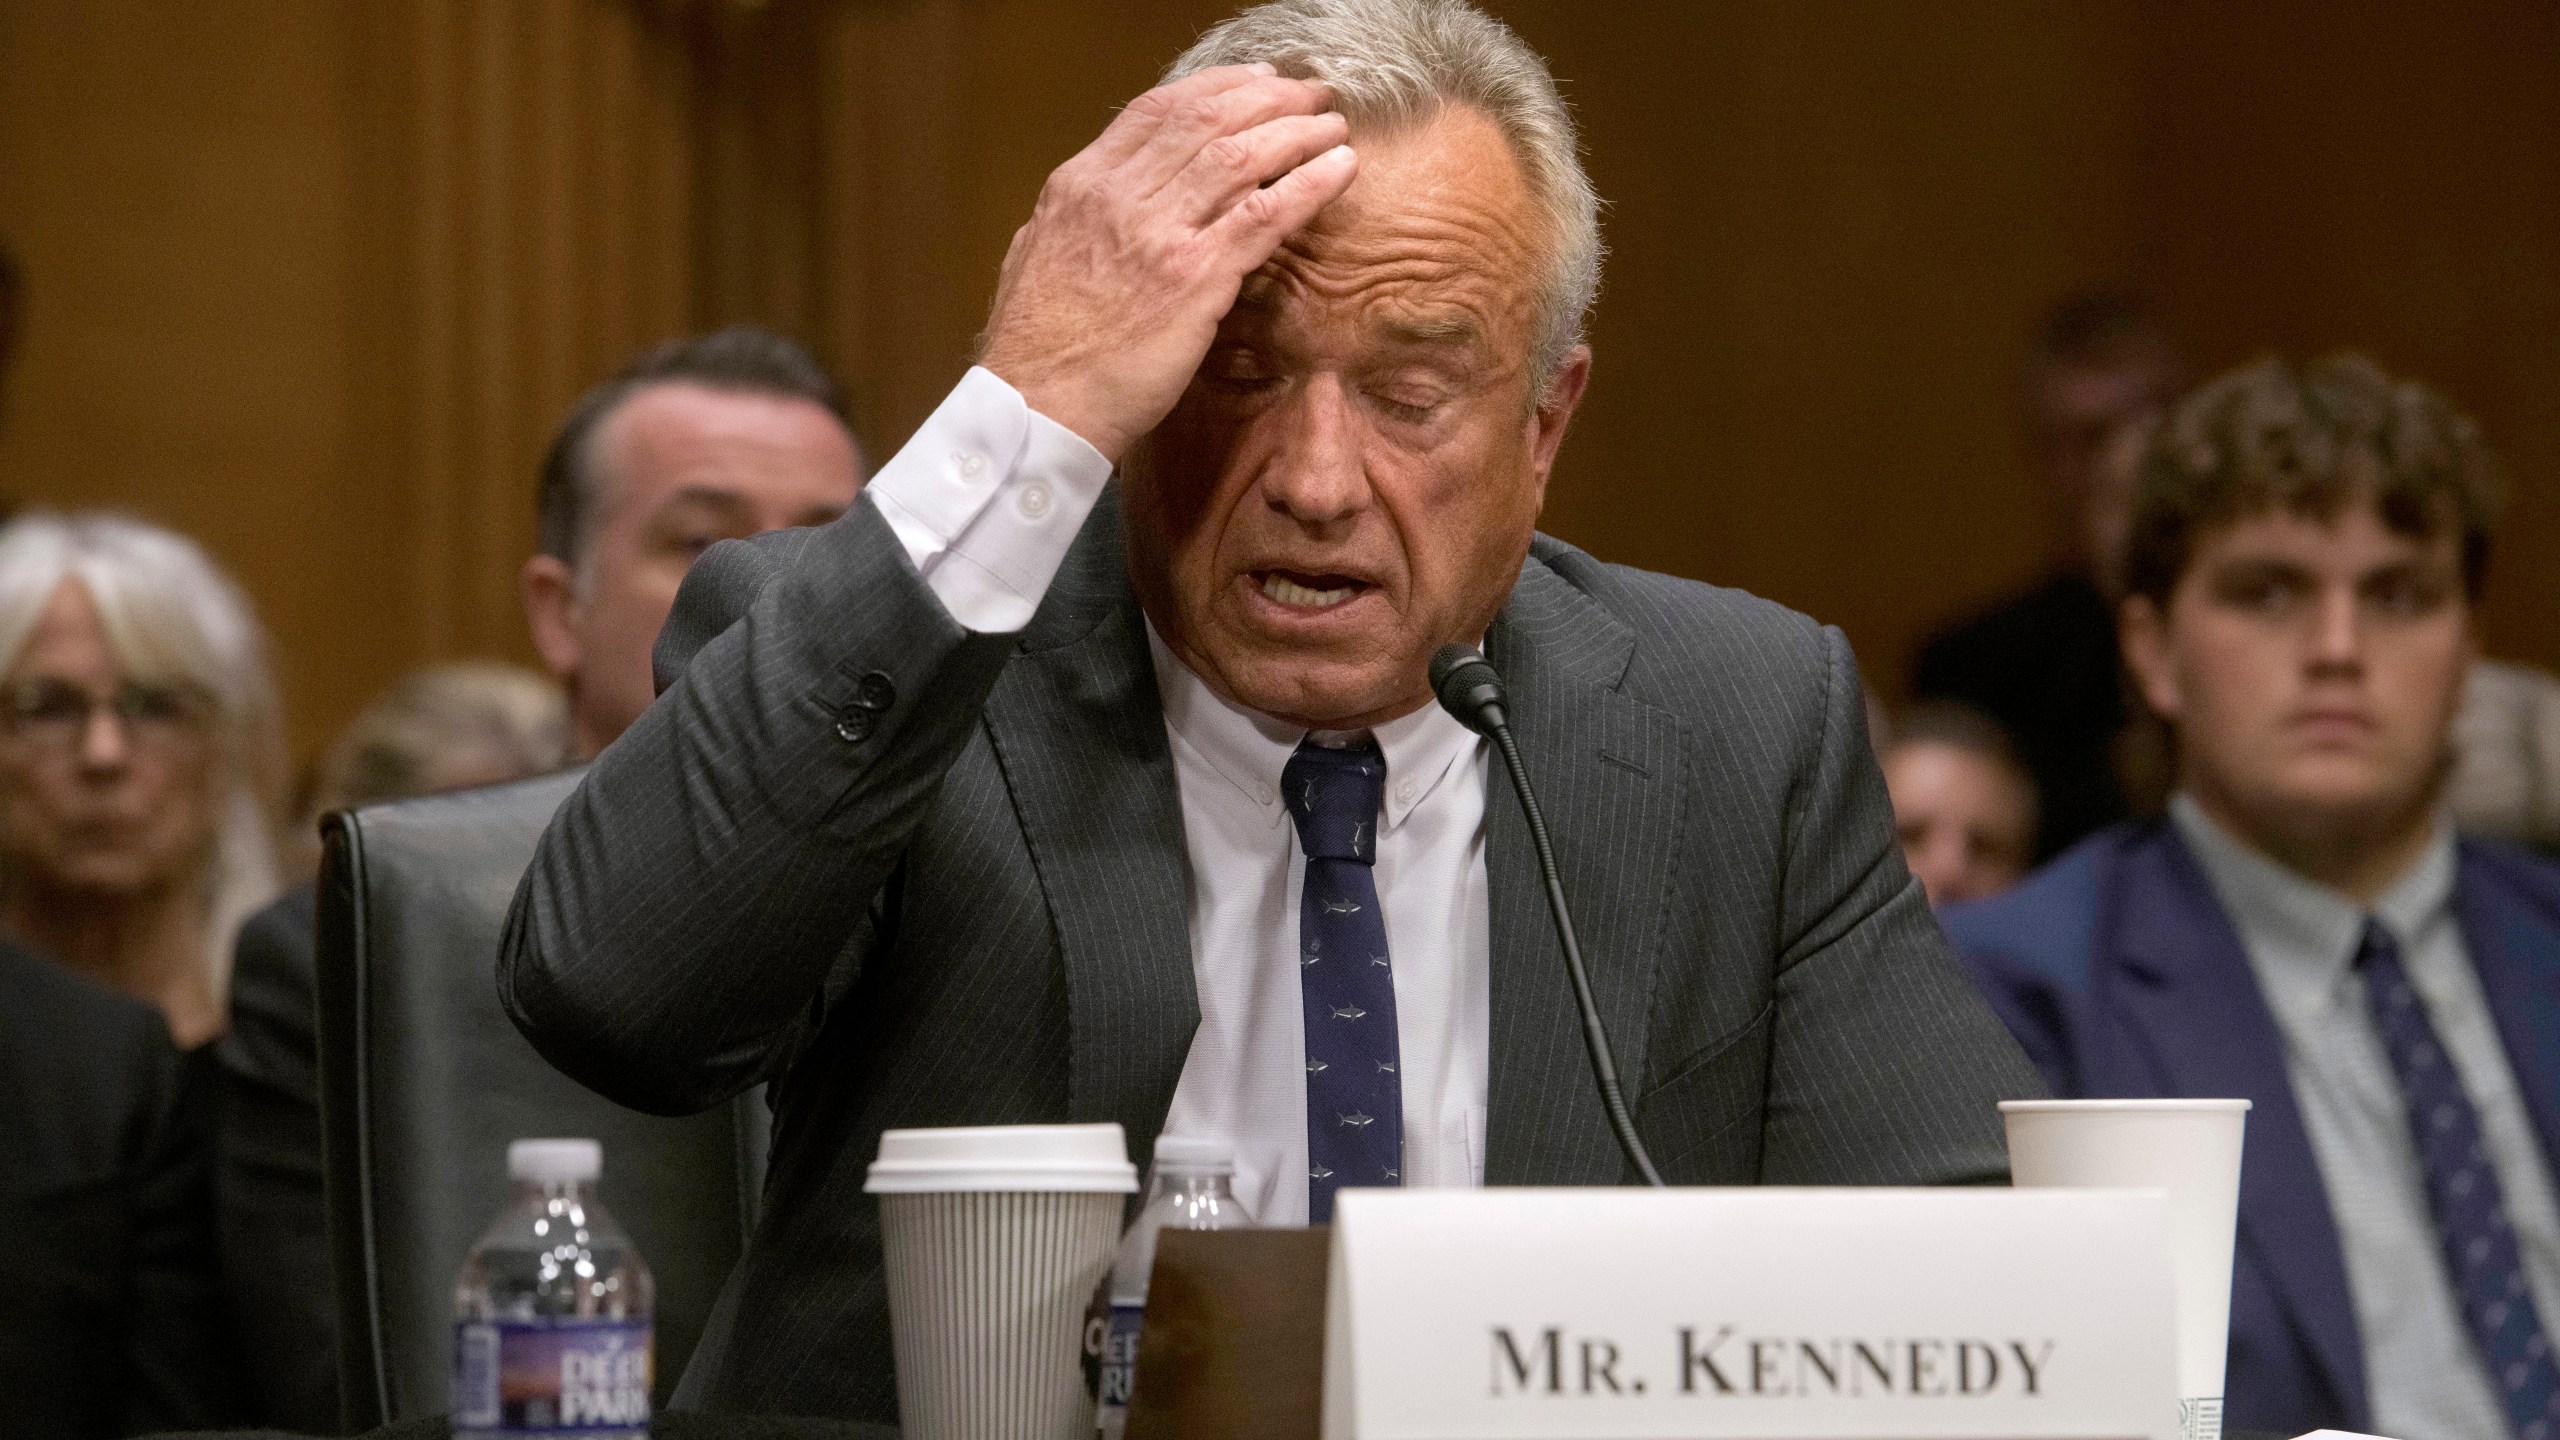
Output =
[{"x1": 977, "y1": 64, "x2": 1359, "y2": 464}]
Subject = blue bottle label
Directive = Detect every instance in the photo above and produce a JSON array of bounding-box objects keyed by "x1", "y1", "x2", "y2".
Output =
[
  {"x1": 452, "y1": 1316, "x2": 652, "y2": 1437},
  {"x1": 1093, "y1": 1301, "x2": 1145, "y2": 1433}
]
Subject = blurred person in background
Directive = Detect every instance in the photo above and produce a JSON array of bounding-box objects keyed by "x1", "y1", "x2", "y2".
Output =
[
  {"x1": 1914, "y1": 290, "x2": 2182, "y2": 859},
  {"x1": 522, "y1": 325, "x2": 867, "y2": 758},
  {"x1": 273, "y1": 660, "x2": 568, "y2": 876},
  {"x1": 2, "y1": 945, "x2": 227, "y2": 1438},
  {"x1": 2448, "y1": 658, "x2": 2560, "y2": 855},
  {"x1": 0, "y1": 511, "x2": 286, "y2": 1435},
  {"x1": 0, "y1": 511, "x2": 284, "y2": 1051},
  {"x1": 216, "y1": 326, "x2": 865, "y2": 1430},
  {"x1": 1881, "y1": 701, "x2": 2038, "y2": 906},
  {"x1": 1947, "y1": 354, "x2": 2560, "y2": 1440}
]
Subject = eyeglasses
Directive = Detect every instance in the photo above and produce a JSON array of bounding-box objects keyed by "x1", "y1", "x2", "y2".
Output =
[{"x1": 0, "y1": 679, "x2": 214, "y2": 752}]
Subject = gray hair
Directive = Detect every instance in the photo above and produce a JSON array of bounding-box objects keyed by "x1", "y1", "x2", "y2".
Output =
[
  {"x1": 0, "y1": 512, "x2": 285, "y2": 1000},
  {"x1": 1168, "y1": 0, "x2": 1602, "y2": 391}
]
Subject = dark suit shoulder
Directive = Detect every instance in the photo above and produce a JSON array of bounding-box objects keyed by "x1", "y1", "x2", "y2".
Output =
[
  {"x1": 2457, "y1": 833, "x2": 2560, "y2": 934},
  {"x1": 0, "y1": 942, "x2": 175, "y2": 1096},
  {"x1": 217, "y1": 882, "x2": 319, "y2": 1099},
  {"x1": 0, "y1": 941, "x2": 188, "y2": 1189},
  {"x1": 1937, "y1": 827, "x2": 2135, "y2": 992},
  {"x1": 1523, "y1": 532, "x2": 1836, "y2": 701}
]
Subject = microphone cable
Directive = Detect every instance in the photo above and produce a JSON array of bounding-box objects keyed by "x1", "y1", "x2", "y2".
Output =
[{"x1": 1430, "y1": 644, "x2": 1665, "y2": 1188}]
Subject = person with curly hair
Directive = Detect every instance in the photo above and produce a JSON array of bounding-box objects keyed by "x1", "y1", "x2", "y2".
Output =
[{"x1": 1948, "y1": 354, "x2": 2560, "y2": 1440}]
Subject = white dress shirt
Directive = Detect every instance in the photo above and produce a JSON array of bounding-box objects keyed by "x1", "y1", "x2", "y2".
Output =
[{"x1": 866, "y1": 367, "x2": 1495, "y2": 1224}]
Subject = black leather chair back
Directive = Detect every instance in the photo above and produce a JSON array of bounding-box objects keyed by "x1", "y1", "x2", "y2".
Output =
[{"x1": 315, "y1": 770, "x2": 768, "y2": 1428}]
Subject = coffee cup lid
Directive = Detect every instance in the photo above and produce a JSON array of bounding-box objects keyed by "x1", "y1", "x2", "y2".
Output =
[
  {"x1": 864, "y1": 1123, "x2": 1140, "y2": 1194},
  {"x1": 1999, "y1": 1098, "x2": 2252, "y2": 1113}
]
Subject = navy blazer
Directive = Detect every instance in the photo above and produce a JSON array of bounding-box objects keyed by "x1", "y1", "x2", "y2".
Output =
[{"x1": 1943, "y1": 821, "x2": 2560, "y2": 1438}]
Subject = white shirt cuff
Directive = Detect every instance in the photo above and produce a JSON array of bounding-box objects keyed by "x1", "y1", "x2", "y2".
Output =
[{"x1": 865, "y1": 365, "x2": 1114, "y2": 634}]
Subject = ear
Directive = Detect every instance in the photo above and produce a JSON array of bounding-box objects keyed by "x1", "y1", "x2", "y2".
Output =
[
  {"x1": 520, "y1": 554, "x2": 584, "y2": 684},
  {"x1": 2118, "y1": 592, "x2": 2183, "y2": 723},
  {"x1": 1526, "y1": 344, "x2": 1592, "y2": 507}
]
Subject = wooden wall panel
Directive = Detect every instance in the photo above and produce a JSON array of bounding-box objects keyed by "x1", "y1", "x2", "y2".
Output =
[
  {"x1": 0, "y1": 2, "x2": 378, "y2": 756},
  {"x1": 351, "y1": 0, "x2": 698, "y2": 668},
  {"x1": 0, "y1": 0, "x2": 2551, "y2": 761},
  {"x1": 1503, "y1": 0, "x2": 2144, "y2": 700},
  {"x1": 0, "y1": 0, "x2": 702, "y2": 760},
  {"x1": 2124, "y1": 0, "x2": 2560, "y2": 677}
]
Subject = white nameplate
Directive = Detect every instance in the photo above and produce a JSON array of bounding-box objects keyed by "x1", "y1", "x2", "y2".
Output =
[{"x1": 1323, "y1": 1187, "x2": 2175, "y2": 1440}]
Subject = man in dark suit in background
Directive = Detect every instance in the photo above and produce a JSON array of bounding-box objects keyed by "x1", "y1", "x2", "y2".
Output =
[
  {"x1": 1948, "y1": 355, "x2": 2560, "y2": 1440},
  {"x1": 1914, "y1": 292, "x2": 2182, "y2": 859},
  {"x1": 1, "y1": 942, "x2": 226, "y2": 1439},
  {"x1": 501, "y1": 0, "x2": 2041, "y2": 1421},
  {"x1": 214, "y1": 328, "x2": 865, "y2": 1429}
]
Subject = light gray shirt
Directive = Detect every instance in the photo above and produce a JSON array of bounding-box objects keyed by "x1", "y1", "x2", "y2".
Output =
[{"x1": 2173, "y1": 796, "x2": 2560, "y2": 1440}]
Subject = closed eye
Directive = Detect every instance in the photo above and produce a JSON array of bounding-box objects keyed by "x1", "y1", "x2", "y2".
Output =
[{"x1": 1367, "y1": 390, "x2": 1439, "y2": 424}]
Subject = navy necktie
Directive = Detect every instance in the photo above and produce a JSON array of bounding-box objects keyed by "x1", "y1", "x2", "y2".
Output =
[
  {"x1": 2360, "y1": 919, "x2": 2560, "y2": 1440},
  {"x1": 1283, "y1": 736, "x2": 1402, "y2": 1224}
]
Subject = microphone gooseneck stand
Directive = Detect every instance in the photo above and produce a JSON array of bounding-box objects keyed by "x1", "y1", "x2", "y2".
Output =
[{"x1": 1429, "y1": 644, "x2": 1666, "y2": 1188}]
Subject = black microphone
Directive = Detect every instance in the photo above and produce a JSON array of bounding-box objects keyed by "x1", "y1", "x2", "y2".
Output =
[{"x1": 1430, "y1": 644, "x2": 1665, "y2": 1188}]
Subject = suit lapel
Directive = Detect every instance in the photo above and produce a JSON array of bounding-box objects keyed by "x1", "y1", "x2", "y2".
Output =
[
  {"x1": 2454, "y1": 843, "x2": 2560, "y2": 1182},
  {"x1": 2105, "y1": 828, "x2": 2367, "y2": 1420},
  {"x1": 1481, "y1": 554, "x2": 1689, "y2": 1185},
  {"x1": 981, "y1": 490, "x2": 1199, "y2": 1162}
]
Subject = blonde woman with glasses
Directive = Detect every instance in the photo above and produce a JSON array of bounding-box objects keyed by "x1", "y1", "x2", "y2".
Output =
[{"x1": 0, "y1": 512, "x2": 284, "y2": 1050}]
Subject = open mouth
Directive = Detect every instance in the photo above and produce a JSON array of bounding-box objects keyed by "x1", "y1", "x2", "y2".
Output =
[{"x1": 1255, "y1": 569, "x2": 1370, "y2": 610}]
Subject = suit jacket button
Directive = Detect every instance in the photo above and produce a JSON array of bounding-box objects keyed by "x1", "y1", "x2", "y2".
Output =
[
  {"x1": 835, "y1": 712, "x2": 874, "y2": 744},
  {"x1": 854, "y1": 671, "x2": 897, "y2": 713}
]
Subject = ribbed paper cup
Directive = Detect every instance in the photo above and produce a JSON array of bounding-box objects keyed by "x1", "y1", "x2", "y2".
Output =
[{"x1": 868, "y1": 1124, "x2": 1138, "y2": 1440}]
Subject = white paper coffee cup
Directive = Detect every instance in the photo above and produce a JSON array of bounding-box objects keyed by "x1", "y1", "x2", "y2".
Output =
[
  {"x1": 2002, "y1": 1099, "x2": 2249, "y2": 1440},
  {"x1": 867, "y1": 1123, "x2": 1139, "y2": 1440}
]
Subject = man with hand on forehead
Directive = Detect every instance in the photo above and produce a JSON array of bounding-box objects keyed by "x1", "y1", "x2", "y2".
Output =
[{"x1": 504, "y1": 0, "x2": 2038, "y2": 1417}]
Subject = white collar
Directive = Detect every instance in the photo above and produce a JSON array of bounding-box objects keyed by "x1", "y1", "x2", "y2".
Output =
[
  {"x1": 2169, "y1": 791, "x2": 2457, "y2": 999},
  {"x1": 1143, "y1": 619, "x2": 1479, "y2": 832}
]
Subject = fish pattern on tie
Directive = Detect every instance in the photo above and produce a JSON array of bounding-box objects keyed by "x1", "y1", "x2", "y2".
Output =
[{"x1": 1283, "y1": 736, "x2": 1403, "y2": 1224}]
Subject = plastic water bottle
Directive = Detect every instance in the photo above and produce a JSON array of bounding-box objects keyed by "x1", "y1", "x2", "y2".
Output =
[
  {"x1": 451, "y1": 1139, "x2": 655, "y2": 1439},
  {"x1": 1084, "y1": 1135, "x2": 1254, "y2": 1439}
]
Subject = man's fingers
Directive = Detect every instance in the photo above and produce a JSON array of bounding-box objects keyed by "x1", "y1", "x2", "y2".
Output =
[
  {"x1": 1204, "y1": 143, "x2": 1360, "y2": 264},
  {"x1": 1161, "y1": 111, "x2": 1352, "y2": 225},
  {"x1": 1122, "y1": 74, "x2": 1336, "y2": 192},
  {"x1": 1087, "y1": 63, "x2": 1277, "y2": 168}
]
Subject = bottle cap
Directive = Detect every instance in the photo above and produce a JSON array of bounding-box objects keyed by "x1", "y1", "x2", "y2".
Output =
[
  {"x1": 508, "y1": 1138, "x2": 602, "y2": 1183},
  {"x1": 1151, "y1": 1134, "x2": 1233, "y2": 1172}
]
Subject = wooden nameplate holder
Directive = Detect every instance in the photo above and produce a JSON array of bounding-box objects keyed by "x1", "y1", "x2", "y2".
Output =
[{"x1": 1124, "y1": 1226, "x2": 1331, "y2": 1440}]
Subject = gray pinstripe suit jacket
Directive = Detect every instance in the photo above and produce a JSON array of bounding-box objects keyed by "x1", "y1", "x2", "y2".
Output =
[{"x1": 499, "y1": 487, "x2": 2043, "y2": 1421}]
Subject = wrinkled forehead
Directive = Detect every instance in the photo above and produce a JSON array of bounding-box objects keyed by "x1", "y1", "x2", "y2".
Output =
[{"x1": 1228, "y1": 104, "x2": 1547, "y2": 347}]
